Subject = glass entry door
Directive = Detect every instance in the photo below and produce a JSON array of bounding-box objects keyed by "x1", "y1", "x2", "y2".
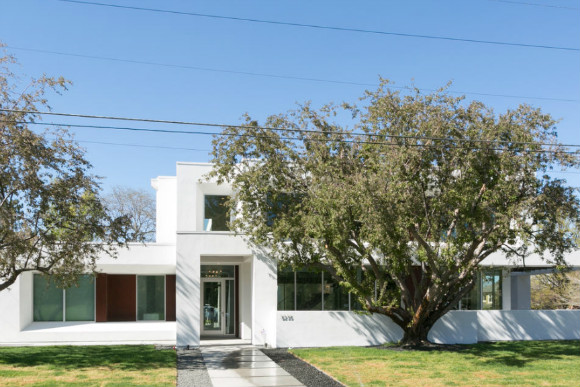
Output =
[
  {"x1": 202, "y1": 279, "x2": 223, "y2": 335},
  {"x1": 201, "y1": 278, "x2": 236, "y2": 336}
]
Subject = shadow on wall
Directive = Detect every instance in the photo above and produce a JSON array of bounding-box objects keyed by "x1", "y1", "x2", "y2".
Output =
[
  {"x1": 176, "y1": 251, "x2": 201, "y2": 346},
  {"x1": 428, "y1": 311, "x2": 479, "y2": 344},
  {"x1": 477, "y1": 310, "x2": 580, "y2": 341}
]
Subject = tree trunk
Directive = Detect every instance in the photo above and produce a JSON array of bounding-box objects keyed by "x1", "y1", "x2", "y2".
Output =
[{"x1": 399, "y1": 322, "x2": 433, "y2": 347}]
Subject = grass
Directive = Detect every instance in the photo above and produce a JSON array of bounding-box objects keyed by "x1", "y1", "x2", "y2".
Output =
[
  {"x1": 291, "y1": 340, "x2": 580, "y2": 387},
  {"x1": 0, "y1": 345, "x2": 176, "y2": 387}
]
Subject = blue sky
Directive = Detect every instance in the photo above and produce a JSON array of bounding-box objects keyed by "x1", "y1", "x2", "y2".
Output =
[{"x1": 1, "y1": 0, "x2": 579, "y2": 194}]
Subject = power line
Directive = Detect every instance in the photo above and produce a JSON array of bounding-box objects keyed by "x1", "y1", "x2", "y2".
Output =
[
  {"x1": 5, "y1": 119, "x2": 579, "y2": 155},
  {"x1": 71, "y1": 139, "x2": 210, "y2": 152},
  {"x1": 3, "y1": 108, "x2": 580, "y2": 149},
  {"x1": 7, "y1": 45, "x2": 578, "y2": 103},
  {"x1": 57, "y1": 0, "x2": 580, "y2": 52}
]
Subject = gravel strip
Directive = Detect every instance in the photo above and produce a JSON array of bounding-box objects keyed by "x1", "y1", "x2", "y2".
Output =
[
  {"x1": 262, "y1": 348, "x2": 345, "y2": 387},
  {"x1": 177, "y1": 348, "x2": 213, "y2": 387}
]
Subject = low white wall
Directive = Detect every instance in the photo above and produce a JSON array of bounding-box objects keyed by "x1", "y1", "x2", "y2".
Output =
[
  {"x1": 429, "y1": 311, "x2": 479, "y2": 344},
  {"x1": 276, "y1": 310, "x2": 580, "y2": 347},
  {"x1": 1, "y1": 322, "x2": 176, "y2": 346},
  {"x1": 477, "y1": 310, "x2": 580, "y2": 341},
  {"x1": 276, "y1": 311, "x2": 404, "y2": 348}
]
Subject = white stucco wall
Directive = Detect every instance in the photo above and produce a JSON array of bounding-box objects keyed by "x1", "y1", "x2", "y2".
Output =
[
  {"x1": 276, "y1": 310, "x2": 580, "y2": 347},
  {"x1": 477, "y1": 310, "x2": 580, "y2": 341},
  {"x1": 0, "y1": 270, "x2": 176, "y2": 346},
  {"x1": 151, "y1": 176, "x2": 177, "y2": 244},
  {"x1": 276, "y1": 311, "x2": 404, "y2": 347}
]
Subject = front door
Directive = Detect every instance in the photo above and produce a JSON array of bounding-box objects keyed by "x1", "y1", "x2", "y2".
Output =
[{"x1": 201, "y1": 278, "x2": 236, "y2": 336}]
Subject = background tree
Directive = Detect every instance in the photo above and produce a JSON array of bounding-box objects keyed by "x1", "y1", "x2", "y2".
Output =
[
  {"x1": 103, "y1": 186, "x2": 156, "y2": 242},
  {"x1": 209, "y1": 81, "x2": 580, "y2": 346},
  {"x1": 531, "y1": 271, "x2": 580, "y2": 309},
  {"x1": 0, "y1": 47, "x2": 128, "y2": 291}
]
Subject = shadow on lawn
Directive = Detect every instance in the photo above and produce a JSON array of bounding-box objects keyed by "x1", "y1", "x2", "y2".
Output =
[
  {"x1": 0, "y1": 346, "x2": 175, "y2": 370},
  {"x1": 466, "y1": 340, "x2": 580, "y2": 368}
]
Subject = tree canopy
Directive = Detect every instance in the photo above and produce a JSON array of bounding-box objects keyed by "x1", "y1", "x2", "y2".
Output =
[
  {"x1": 103, "y1": 186, "x2": 156, "y2": 243},
  {"x1": 209, "y1": 81, "x2": 580, "y2": 345},
  {"x1": 0, "y1": 47, "x2": 128, "y2": 291}
]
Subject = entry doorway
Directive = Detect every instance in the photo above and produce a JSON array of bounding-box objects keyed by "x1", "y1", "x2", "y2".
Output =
[{"x1": 200, "y1": 265, "x2": 237, "y2": 336}]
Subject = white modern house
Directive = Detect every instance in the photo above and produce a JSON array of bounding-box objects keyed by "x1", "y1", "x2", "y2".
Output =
[{"x1": 0, "y1": 162, "x2": 579, "y2": 347}]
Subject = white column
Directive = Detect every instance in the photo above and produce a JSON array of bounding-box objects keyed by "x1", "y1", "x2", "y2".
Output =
[
  {"x1": 252, "y1": 253, "x2": 277, "y2": 347},
  {"x1": 176, "y1": 234, "x2": 201, "y2": 347}
]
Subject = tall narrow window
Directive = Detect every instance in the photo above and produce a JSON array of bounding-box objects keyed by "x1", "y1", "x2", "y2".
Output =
[
  {"x1": 204, "y1": 195, "x2": 230, "y2": 231},
  {"x1": 65, "y1": 275, "x2": 95, "y2": 321},
  {"x1": 33, "y1": 275, "x2": 63, "y2": 322},
  {"x1": 137, "y1": 276, "x2": 165, "y2": 320},
  {"x1": 482, "y1": 270, "x2": 502, "y2": 310},
  {"x1": 277, "y1": 268, "x2": 295, "y2": 311}
]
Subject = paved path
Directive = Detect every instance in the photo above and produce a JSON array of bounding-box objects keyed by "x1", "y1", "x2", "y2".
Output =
[{"x1": 178, "y1": 345, "x2": 305, "y2": 387}]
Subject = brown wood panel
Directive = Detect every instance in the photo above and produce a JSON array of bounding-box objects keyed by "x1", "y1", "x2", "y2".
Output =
[
  {"x1": 95, "y1": 273, "x2": 108, "y2": 322},
  {"x1": 107, "y1": 275, "x2": 136, "y2": 321},
  {"x1": 235, "y1": 265, "x2": 239, "y2": 338},
  {"x1": 165, "y1": 275, "x2": 176, "y2": 321}
]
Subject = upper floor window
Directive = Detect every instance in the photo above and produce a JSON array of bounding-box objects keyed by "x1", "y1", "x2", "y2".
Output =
[{"x1": 204, "y1": 195, "x2": 230, "y2": 231}]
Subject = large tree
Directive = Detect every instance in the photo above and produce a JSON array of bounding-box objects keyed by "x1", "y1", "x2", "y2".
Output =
[
  {"x1": 209, "y1": 81, "x2": 580, "y2": 346},
  {"x1": 0, "y1": 48, "x2": 128, "y2": 291},
  {"x1": 103, "y1": 186, "x2": 156, "y2": 243}
]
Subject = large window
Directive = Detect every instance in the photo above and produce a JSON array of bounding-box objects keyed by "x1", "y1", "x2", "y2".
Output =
[
  {"x1": 34, "y1": 274, "x2": 95, "y2": 322},
  {"x1": 278, "y1": 267, "x2": 357, "y2": 311},
  {"x1": 137, "y1": 276, "x2": 165, "y2": 321},
  {"x1": 458, "y1": 269, "x2": 502, "y2": 310},
  {"x1": 204, "y1": 195, "x2": 230, "y2": 231}
]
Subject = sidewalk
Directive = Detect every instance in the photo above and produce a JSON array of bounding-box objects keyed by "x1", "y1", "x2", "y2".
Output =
[{"x1": 177, "y1": 345, "x2": 305, "y2": 387}]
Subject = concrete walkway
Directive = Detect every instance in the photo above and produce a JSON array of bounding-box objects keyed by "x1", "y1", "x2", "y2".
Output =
[{"x1": 177, "y1": 344, "x2": 305, "y2": 387}]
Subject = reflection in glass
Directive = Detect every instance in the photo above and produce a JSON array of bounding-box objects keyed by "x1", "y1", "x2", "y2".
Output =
[
  {"x1": 225, "y1": 280, "x2": 235, "y2": 334},
  {"x1": 137, "y1": 276, "x2": 165, "y2": 320},
  {"x1": 201, "y1": 265, "x2": 235, "y2": 278},
  {"x1": 277, "y1": 268, "x2": 295, "y2": 311},
  {"x1": 203, "y1": 281, "x2": 222, "y2": 331},
  {"x1": 66, "y1": 275, "x2": 95, "y2": 321},
  {"x1": 204, "y1": 195, "x2": 230, "y2": 231},
  {"x1": 323, "y1": 273, "x2": 349, "y2": 311},
  {"x1": 33, "y1": 275, "x2": 63, "y2": 321},
  {"x1": 296, "y1": 270, "x2": 322, "y2": 310},
  {"x1": 482, "y1": 270, "x2": 502, "y2": 310}
]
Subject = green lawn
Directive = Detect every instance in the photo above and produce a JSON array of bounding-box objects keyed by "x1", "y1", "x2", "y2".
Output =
[
  {"x1": 0, "y1": 345, "x2": 176, "y2": 387},
  {"x1": 291, "y1": 340, "x2": 580, "y2": 387}
]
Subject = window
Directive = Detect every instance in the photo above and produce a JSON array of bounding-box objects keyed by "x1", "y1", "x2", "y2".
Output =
[
  {"x1": 277, "y1": 268, "x2": 295, "y2": 311},
  {"x1": 296, "y1": 270, "x2": 323, "y2": 310},
  {"x1": 137, "y1": 276, "x2": 165, "y2": 321},
  {"x1": 458, "y1": 269, "x2": 502, "y2": 310},
  {"x1": 66, "y1": 275, "x2": 95, "y2": 321},
  {"x1": 33, "y1": 274, "x2": 95, "y2": 322},
  {"x1": 277, "y1": 266, "x2": 358, "y2": 311},
  {"x1": 482, "y1": 270, "x2": 502, "y2": 310},
  {"x1": 204, "y1": 195, "x2": 230, "y2": 231},
  {"x1": 323, "y1": 273, "x2": 349, "y2": 311}
]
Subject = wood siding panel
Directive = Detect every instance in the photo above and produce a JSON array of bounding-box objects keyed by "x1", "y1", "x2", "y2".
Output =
[
  {"x1": 95, "y1": 273, "x2": 108, "y2": 322},
  {"x1": 165, "y1": 275, "x2": 176, "y2": 321},
  {"x1": 107, "y1": 275, "x2": 136, "y2": 321}
]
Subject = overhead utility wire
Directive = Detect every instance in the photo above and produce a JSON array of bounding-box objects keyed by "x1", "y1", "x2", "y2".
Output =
[
  {"x1": 57, "y1": 0, "x2": 580, "y2": 52},
  {"x1": 7, "y1": 120, "x2": 579, "y2": 155},
  {"x1": 3, "y1": 108, "x2": 580, "y2": 149},
  {"x1": 7, "y1": 46, "x2": 578, "y2": 103}
]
